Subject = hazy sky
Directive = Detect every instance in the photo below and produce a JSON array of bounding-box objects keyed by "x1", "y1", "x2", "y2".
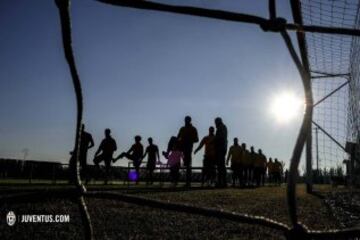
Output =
[{"x1": 0, "y1": 0, "x2": 306, "y2": 168}]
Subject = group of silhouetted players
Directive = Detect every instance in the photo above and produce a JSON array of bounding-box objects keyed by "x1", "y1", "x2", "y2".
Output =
[
  {"x1": 226, "y1": 138, "x2": 283, "y2": 187},
  {"x1": 69, "y1": 116, "x2": 284, "y2": 187}
]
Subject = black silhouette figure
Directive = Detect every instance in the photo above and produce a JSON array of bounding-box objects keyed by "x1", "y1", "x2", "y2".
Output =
[
  {"x1": 267, "y1": 157, "x2": 274, "y2": 183},
  {"x1": 226, "y1": 138, "x2": 243, "y2": 187},
  {"x1": 177, "y1": 116, "x2": 199, "y2": 187},
  {"x1": 194, "y1": 126, "x2": 216, "y2": 186},
  {"x1": 79, "y1": 127, "x2": 94, "y2": 184},
  {"x1": 69, "y1": 126, "x2": 94, "y2": 184},
  {"x1": 93, "y1": 128, "x2": 117, "y2": 184},
  {"x1": 260, "y1": 150, "x2": 267, "y2": 186},
  {"x1": 254, "y1": 149, "x2": 267, "y2": 187},
  {"x1": 143, "y1": 137, "x2": 160, "y2": 185},
  {"x1": 69, "y1": 125, "x2": 94, "y2": 184},
  {"x1": 273, "y1": 158, "x2": 283, "y2": 185},
  {"x1": 241, "y1": 143, "x2": 251, "y2": 186},
  {"x1": 167, "y1": 140, "x2": 183, "y2": 186},
  {"x1": 248, "y1": 146, "x2": 257, "y2": 185},
  {"x1": 214, "y1": 117, "x2": 228, "y2": 187},
  {"x1": 114, "y1": 135, "x2": 144, "y2": 184}
]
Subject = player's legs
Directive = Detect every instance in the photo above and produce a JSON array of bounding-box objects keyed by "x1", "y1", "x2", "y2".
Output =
[
  {"x1": 93, "y1": 154, "x2": 105, "y2": 182},
  {"x1": 104, "y1": 157, "x2": 112, "y2": 185},
  {"x1": 201, "y1": 157, "x2": 206, "y2": 186},
  {"x1": 170, "y1": 165, "x2": 180, "y2": 186},
  {"x1": 231, "y1": 165, "x2": 236, "y2": 186},
  {"x1": 253, "y1": 167, "x2": 257, "y2": 187},
  {"x1": 147, "y1": 160, "x2": 155, "y2": 185},
  {"x1": 183, "y1": 148, "x2": 192, "y2": 187},
  {"x1": 216, "y1": 150, "x2": 227, "y2": 187},
  {"x1": 261, "y1": 168, "x2": 266, "y2": 186}
]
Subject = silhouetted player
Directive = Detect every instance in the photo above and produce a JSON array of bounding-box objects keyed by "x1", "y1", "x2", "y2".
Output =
[
  {"x1": 80, "y1": 127, "x2": 94, "y2": 184},
  {"x1": 143, "y1": 137, "x2": 160, "y2": 185},
  {"x1": 194, "y1": 126, "x2": 216, "y2": 186},
  {"x1": 93, "y1": 128, "x2": 117, "y2": 184},
  {"x1": 177, "y1": 116, "x2": 199, "y2": 187},
  {"x1": 69, "y1": 126, "x2": 94, "y2": 184},
  {"x1": 167, "y1": 141, "x2": 183, "y2": 187},
  {"x1": 248, "y1": 146, "x2": 257, "y2": 185},
  {"x1": 273, "y1": 158, "x2": 283, "y2": 185},
  {"x1": 214, "y1": 117, "x2": 228, "y2": 187},
  {"x1": 227, "y1": 138, "x2": 243, "y2": 187},
  {"x1": 267, "y1": 158, "x2": 274, "y2": 184},
  {"x1": 114, "y1": 135, "x2": 144, "y2": 184},
  {"x1": 241, "y1": 143, "x2": 251, "y2": 186},
  {"x1": 254, "y1": 149, "x2": 267, "y2": 187}
]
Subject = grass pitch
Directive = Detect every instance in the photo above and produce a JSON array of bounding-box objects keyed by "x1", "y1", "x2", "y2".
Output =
[{"x1": 0, "y1": 184, "x2": 340, "y2": 239}]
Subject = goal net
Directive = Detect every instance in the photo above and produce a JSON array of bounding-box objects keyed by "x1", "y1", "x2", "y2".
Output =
[{"x1": 300, "y1": 0, "x2": 360, "y2": 185}]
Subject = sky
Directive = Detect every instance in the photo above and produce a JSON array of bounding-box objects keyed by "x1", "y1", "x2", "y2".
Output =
[{"x1": 0, "y1": 0, "x2": 306, "y2": 168}]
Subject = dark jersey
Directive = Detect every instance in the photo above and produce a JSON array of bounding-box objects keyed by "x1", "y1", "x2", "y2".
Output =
[
  {"x1": 129, "y1": 143, "x2": 144, "y2": 160},
  {"x1": 99, "y1": 137, "x2": 117, "y2": 158},
  {"x1": 146, "y1": 144, "x2": 159, "y2": 162},
  {"x1": 80, "y1": 132, "x2": 94, "y2": 153},
  {"x1": 215, "y1": 123, "x2": 228, "y2": 151},
  {"x1": 178, "y1": 124, "x2": 199, "y2": 150}
]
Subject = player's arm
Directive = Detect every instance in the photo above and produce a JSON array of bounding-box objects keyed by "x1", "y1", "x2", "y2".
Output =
[
  {"x1": 177, "y1": 127, "x2": 183, "y2": 140},
  {"x1": 194, "y1": 138, "x2": 205, "y2": 154},
  {"x1": 88, "y1": 135, "x2": 95, "y2": 149},
  {"x1": 94, "y1": 147, "x2": 100, "y2": 157},
  {"x1": 142, "y1": 147, "x2": 148, "y2": 159},
  {"x1": 113, "y1": 139, "x2": 117, "y2": 152},
  {"x1": 193, "y1": 128, "x2": 199, "y2": 143},
  {"x1": 95, "y1": 146, "x2": 101, "y2": 157}
]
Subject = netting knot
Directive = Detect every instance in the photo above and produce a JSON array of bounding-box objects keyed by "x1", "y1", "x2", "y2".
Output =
[{"x1": 260, "y1": 18, "x2": 287, "y2": 32}]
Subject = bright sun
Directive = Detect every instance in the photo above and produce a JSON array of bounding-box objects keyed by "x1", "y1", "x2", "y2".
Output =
[{"x1": 270, "y1": 91, "x2": 304, "y2": 123}]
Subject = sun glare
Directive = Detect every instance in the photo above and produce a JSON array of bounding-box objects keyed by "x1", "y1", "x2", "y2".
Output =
[{"x1": 270, "y1": 91, "x2": 304, "y2": 124}]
